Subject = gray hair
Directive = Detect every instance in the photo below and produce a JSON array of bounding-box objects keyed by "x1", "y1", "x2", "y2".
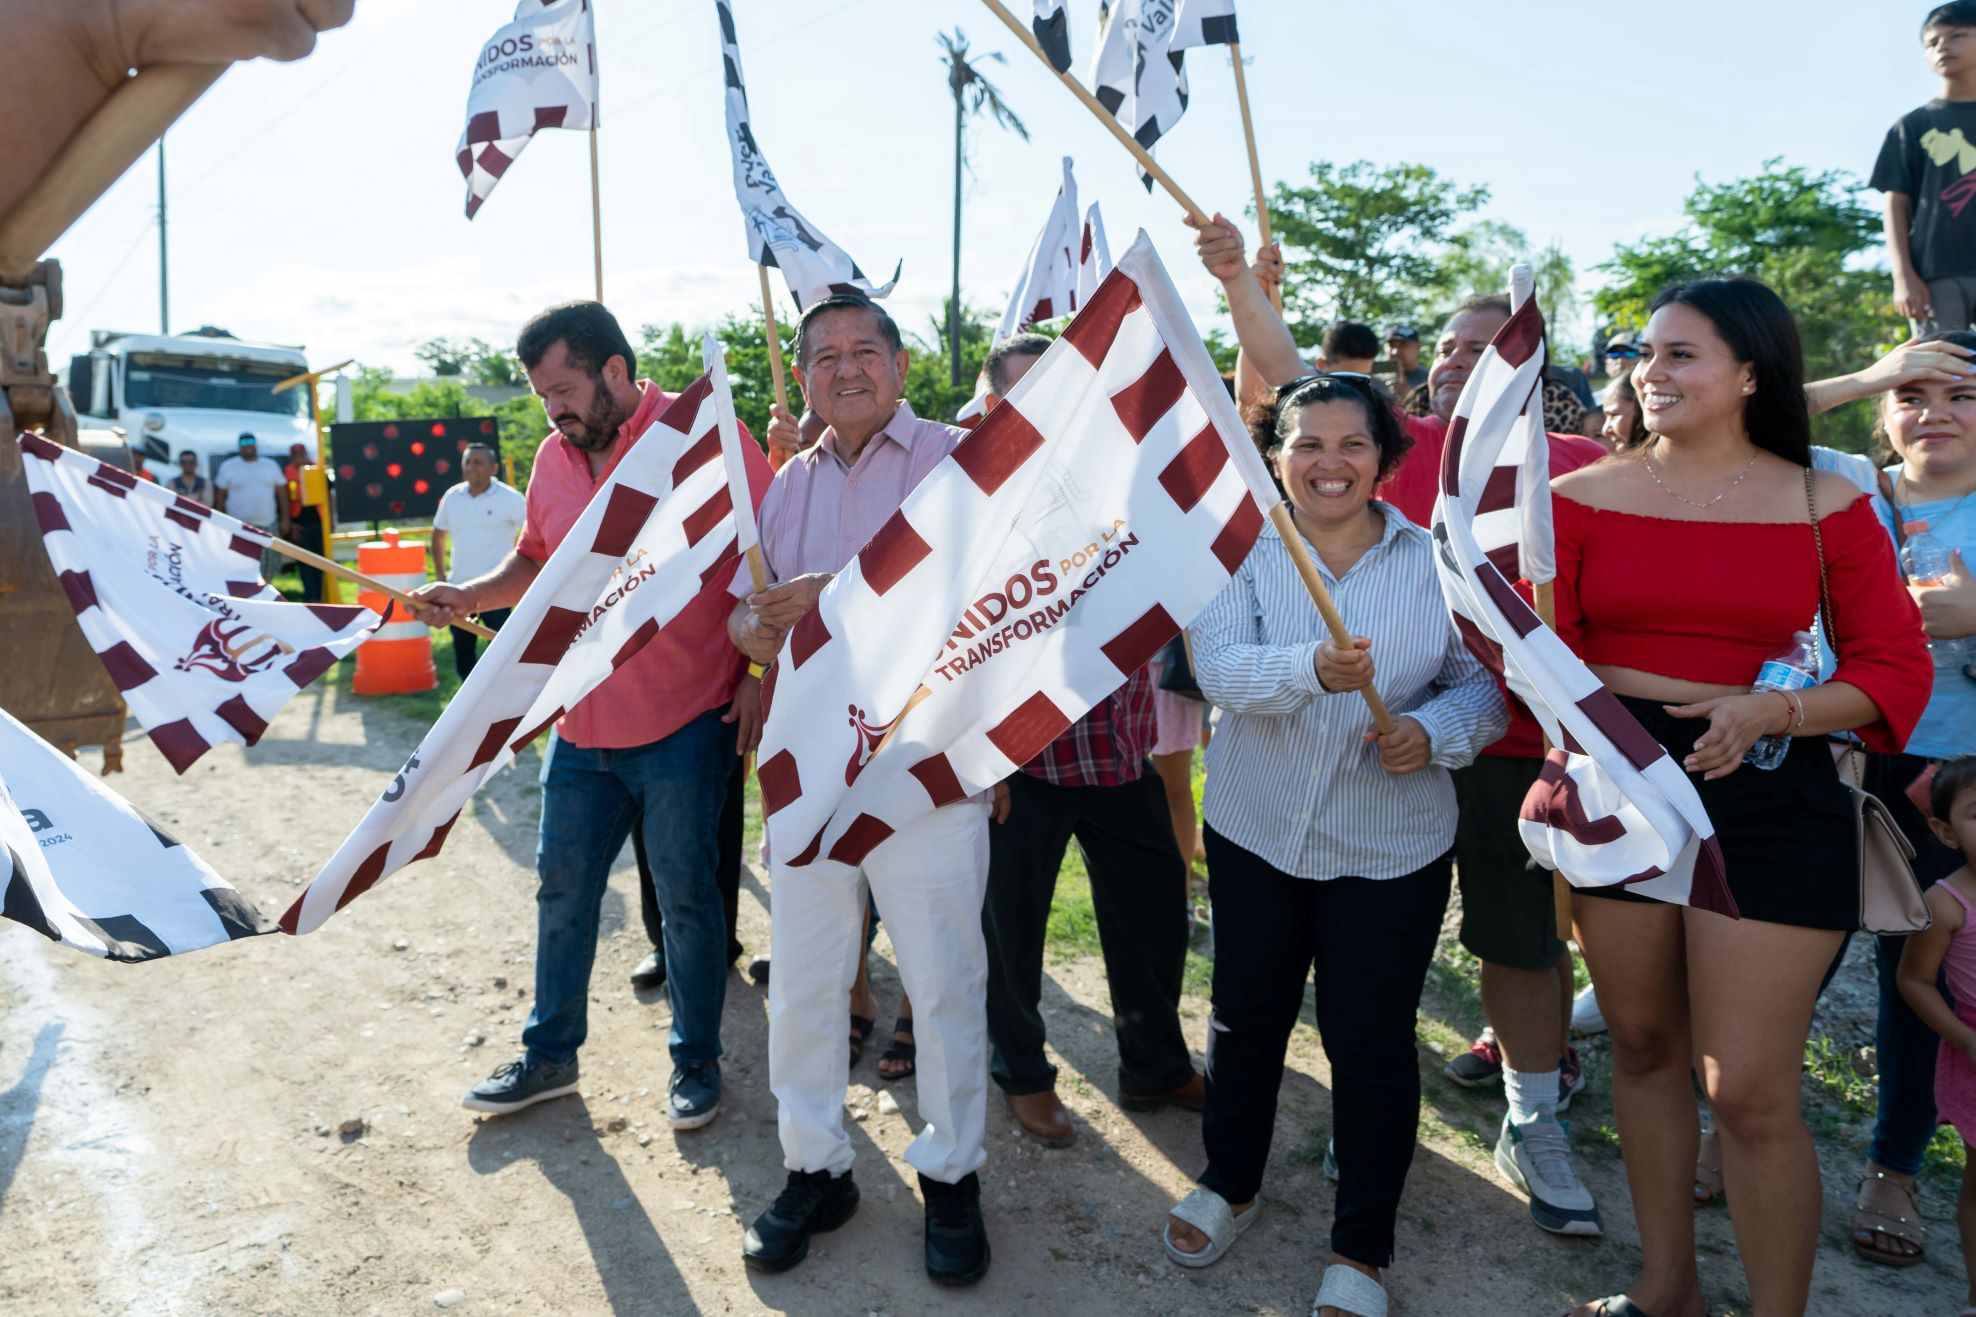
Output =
[
  {"x1": 792, "y1": 294, "x2": 903, "y2": 369},
  {"x1": 984, "y1": 333, "x2": 1052, "y2": 396}
]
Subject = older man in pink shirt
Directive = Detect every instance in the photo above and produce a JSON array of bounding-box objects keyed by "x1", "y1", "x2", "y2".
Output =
[
  {"x1": 408, "y1": 302, "x2": 769, "y2": 1132},
  {"x1": 731, "y1": 295, "x2": 994, "y2": 1288}
]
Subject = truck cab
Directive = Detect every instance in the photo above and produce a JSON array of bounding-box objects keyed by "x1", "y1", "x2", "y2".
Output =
[{"x1": 68, "y1": 326, "x2": 316, "y2": 482}]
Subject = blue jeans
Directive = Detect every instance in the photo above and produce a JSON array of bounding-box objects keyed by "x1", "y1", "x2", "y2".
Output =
[
  {"x1": 522, "y1": 708, "x2": 731, "y2": 1068},
  {"x1": 1866, "y1": 751, "x2": 1962, "y2": 1174}
]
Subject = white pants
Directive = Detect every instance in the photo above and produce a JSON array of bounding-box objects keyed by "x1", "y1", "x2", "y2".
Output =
[{"x1": 767, "y1": 798, "x2": 991, "y2": 1185}]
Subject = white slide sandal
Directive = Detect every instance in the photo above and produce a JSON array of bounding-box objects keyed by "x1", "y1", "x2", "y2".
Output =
[
  {"x1": 1161, "y1": 1187, "x2": 1261, "y2": 1269},
  {"x1": 1312, "y1": 1262, "x2": 1389, "y2": 1317}
]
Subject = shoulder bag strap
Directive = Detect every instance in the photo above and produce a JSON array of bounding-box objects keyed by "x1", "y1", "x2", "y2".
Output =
[{"x1": 1875, "y1": 468, "x2": 1908, "y2": 553}]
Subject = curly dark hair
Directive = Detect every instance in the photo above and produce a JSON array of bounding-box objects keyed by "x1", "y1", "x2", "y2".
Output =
[{"x1": 1246, "y1": 375, "x2": 1413, "y2": 494}]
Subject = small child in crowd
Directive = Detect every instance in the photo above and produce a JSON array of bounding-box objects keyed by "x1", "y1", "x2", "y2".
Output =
[{"x1": 1897, "y1": 757, "x2": 1976, "y2": 1313}]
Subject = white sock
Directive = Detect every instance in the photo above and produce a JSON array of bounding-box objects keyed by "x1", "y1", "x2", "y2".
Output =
[{"x1": 1505, "y1": 1067, "x2": 1560, "y2": 1124}]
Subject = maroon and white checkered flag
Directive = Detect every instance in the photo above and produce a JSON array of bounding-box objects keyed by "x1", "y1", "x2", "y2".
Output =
[
  {"x1": 755, "y1": 232, "x2": 1276, "y2": 874},
  {"x1": 284, "y1": 373, "x2": 760, "y2": 933},
  {"x1": 994, "y1": 157, "x2": 1094, "y2": 342},
  {"x1": 1430, "y1": 277, "x2": 1732, "y2": 915},
  {"x1": 16, "y1": 433, "x2": 383, "y2": 774},
  {"x1": 456, "y1": 0, "x2": 598, "y2": 220}
]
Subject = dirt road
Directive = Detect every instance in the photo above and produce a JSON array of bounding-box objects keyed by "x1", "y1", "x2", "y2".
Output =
[{"x1": 0, "y1": 680, "x2": 1961, "y2": 1314}]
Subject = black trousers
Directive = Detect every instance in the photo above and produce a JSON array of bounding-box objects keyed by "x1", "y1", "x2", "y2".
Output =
[
  {"x1": 1198, "y1": 825, "x2": 1452, "y2": 1270},
  {"x1": 638, "y1": 751, "x2": 745, "y2": 962},
  {"x1": 983, "y1": 767, "x2": 1194, "y2": 1098},
  {"x1": 450, "y1": 608, "x2": 512, "y2": 680}
]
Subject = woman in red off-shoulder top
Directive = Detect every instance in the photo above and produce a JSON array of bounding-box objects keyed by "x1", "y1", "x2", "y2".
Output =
[{"x1": 1551, "y1": 279, "x2": 1930, "y2": 1317}]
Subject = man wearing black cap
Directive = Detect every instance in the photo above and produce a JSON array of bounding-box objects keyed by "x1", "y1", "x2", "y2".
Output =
[{"x1": 1383, "y1": 323, "x2": 1426, "y2": 399}]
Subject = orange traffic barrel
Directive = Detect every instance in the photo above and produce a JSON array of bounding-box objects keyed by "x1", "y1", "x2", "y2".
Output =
[{"x1": 353, "y1": 529, "x2": 436, "y2": 695}]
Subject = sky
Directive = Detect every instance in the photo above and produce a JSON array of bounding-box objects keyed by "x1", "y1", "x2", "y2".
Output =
[{"x1": 41, "y1": 0, "x2": 1941, "y2": 379}]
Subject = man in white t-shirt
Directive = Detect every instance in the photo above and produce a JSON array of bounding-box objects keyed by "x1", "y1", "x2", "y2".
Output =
[
  {"x1": 214, "y1": 433, "x2": 291, "y2": 579},
  {"x1": 430, "y1": 443, "x2": 525, "y2": 677},
  {"x1": 213, "y1": 433, "x2": 288, "y2": 531}
]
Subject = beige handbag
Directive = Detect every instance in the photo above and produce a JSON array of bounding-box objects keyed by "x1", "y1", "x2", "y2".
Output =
[{"x1": 1806, "y1": 469, "x2": 1932, "y2": 936}]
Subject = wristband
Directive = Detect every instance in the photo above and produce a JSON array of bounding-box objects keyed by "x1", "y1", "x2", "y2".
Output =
[
  {"x1": 1784, "y1": 688, "x2": 1807, "y2": 732},
  {"x1": 1770, "y1": 690, "x2": 1795, "y2": 737}
]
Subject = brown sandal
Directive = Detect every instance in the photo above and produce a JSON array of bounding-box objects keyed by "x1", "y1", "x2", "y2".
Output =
[
  {"x1": 1851, "y1": 1169, "x2": 1925, "y2": 1268},
  {"x1": 1692, "y1": 1129, "x2": 1723, "y2": 1207}
]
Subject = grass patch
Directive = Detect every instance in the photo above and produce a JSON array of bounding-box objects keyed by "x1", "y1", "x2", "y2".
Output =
[
  {"x1": 1288, "y1": 1121, "x2": 1330, "y2": 1167},
  {"x1": 1803, "y1": 1032, "x2": 1967, "y2": 1185}
]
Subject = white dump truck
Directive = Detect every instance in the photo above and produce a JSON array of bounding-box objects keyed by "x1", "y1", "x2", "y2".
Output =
[{"x1": 67, "y1": 326, "x2": 317, "y2": 481}]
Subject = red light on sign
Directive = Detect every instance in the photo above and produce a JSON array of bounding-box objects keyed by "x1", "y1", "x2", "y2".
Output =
[
  {"x1": 385, "y1": 462, "x2": 403, "y2": 478},
  {"x1": 338, "y1": 464, "x2": 355, "y2": 480},
  {"x1": 361, "y1": 443, "x2": 378, "y2": 460},
  {"x1": 390, "y1": 500, "x2": 405, "y2": 514},
  {"x1": 382, "y1": 424, "x2": 399, "y2": 440},
  {"x1": 479, "y1": 420, "x2": 494, "y2": 434},
  {"x1": 433, "y1": 459, "x2": 450, "y2": 474},
  {"x1": 410, "y1": 441, "x2": 425, "y2": 456},
  {"x1": 431, "y1": 423, "x2": 446, "y2": 438},
  {"x1": 365, "y1": 482, "x2": 382, "y2": 497},
  {"x1": 413, "y1": 479, "x2": 430, "y2": 494}
]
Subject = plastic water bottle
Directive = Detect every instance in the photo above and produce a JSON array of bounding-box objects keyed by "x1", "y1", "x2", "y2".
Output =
[
  {"x1": 1902, "y1": 521, "x2": 1976, "y2": 672},
  {"x1": 1744, "y1": 630, "x2": 1818, "y2": 771}
]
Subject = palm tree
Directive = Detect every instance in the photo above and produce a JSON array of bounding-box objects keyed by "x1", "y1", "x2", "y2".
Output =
[{"x1": 938, "y1": 28, "x2": 1029, "y2": 386}]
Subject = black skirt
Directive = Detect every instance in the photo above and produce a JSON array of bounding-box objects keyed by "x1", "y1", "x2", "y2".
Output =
[{"x1": 1575, "y1": 695, "x2": 1857, "y2": 931}]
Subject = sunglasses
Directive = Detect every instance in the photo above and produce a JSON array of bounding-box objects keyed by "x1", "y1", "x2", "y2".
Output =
[
  {"x1": 1280, "y1": 371, "x2": 1377, "y2": 398},
  {"x1": 1605, "y1": 345, "x2": 1641, "y2": 361}
]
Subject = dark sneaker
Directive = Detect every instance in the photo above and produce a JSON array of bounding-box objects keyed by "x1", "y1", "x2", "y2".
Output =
[
  {"x1": 630, "y1": 949, "x2": 666, "y2": 990},
  {"x1": 1557, "y1": 1045, "x2": 1587, "y2": 1113},
  {"x1": 747, "y1": 955, "x2": 771, "y2": 986},
  {"x1": 742, "y1": 1169, "x2": 860, "y2": 1272},
  {"x1": 462, "y1": 1056, "x2": 579, "y2": 1115},
  {"x1": 920, "y1": 1171, "x2": 990, "y2": 1286},
  {"x1": 1443, "y1": 1028, "x2": 1503, "y2": 1088},
  {"x1": 667, "y1": 1061, "x2": 722, "y2": 1130}
]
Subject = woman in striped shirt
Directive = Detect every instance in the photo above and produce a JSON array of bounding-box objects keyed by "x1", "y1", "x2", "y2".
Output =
[{"x1": 1160, "y1": 375, "x2": 1506, "y2": 1317}]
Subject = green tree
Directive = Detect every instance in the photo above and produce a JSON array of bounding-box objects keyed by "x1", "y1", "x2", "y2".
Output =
[
  {"x1": 413, "y1": 338, "x2": 472, "y2": 377},
  {"x1": 1594, "y1": 159, "x2": 1901, "y2": 452},
  {"x1": 1265, "y1": 160, "x2": 1490, "y2": 340},
  {"x1": 905, "y1": 295, "x2": 997, "y2": 422},
  {"x1": 463, "y1": 338, "x2": 523, "y2": 388}
]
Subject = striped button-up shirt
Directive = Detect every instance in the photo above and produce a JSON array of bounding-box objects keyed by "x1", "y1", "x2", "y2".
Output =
[
  {"x1": 737, "y1": 400, "x2": 964, "y2": 587},
  {"x1": 1191, "y1": 502, "x2": 1507, "y2": 881}
]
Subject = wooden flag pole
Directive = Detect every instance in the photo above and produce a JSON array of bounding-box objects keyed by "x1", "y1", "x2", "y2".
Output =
[
  {"x1": 977, "y1": 0, "x2": 1208, "y2": 224},
  {"x1": 1531, "y1": 579, "x2": 1575, "y2": 939},
  {"x1": 0, "y1": 64, "x2": 225, "y2": 278},
  {"x1": 1225, "y1": 41, "x2": 1282, "y2": 314},
  {"x1": 757, "y1": 263, "x2": 791, "y2": 413},
  {"x1": 1268, "y1": 503, "x2": 1396, "y2": 734},
  {"x1": 588, "y1": 128, "x2": 604, "y2": 302},
  {"x1": 263, "y1": 536, "x2": 495, "y2": 639}
]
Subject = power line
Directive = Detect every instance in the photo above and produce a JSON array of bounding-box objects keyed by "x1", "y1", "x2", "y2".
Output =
[{"x1": 63, "y1": 220, "x2": 159, "y2": 333}]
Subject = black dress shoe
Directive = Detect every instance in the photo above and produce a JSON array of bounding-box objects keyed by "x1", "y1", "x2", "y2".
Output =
[
  {"x1": 919, "y1": 1171, "x2": 989, "y2": 1286},
  {"x1": 629, "y1": 950, "x2": 665, "y2": 990},
  {"x1": 742, "y1": 1169, "x2": 859, "y2": 1272}
]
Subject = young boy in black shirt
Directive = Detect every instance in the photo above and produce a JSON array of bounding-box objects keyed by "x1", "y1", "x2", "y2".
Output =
[{"x1": 1876, "y1": 2, "x2": 1976, "y2": 332}]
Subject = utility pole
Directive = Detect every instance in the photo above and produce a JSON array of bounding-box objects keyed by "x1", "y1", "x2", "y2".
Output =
[
  {"x1": 949, "y1": 64, "x2": 964, "y2": 386},
  {"x1": 157, "y1": 137, "x2": 169, "y2": 334}
]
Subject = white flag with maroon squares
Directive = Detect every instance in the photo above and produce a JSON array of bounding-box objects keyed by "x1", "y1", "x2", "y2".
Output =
[
  {"x1": 16, "y1": 433, "x2": 383, "y2": 775},
  {"x1": 1429, "y1": 289, "x2": 1732, "y2": 915},
  {"x1": 456, "y1": 0, "x2": 598, "y2": 220},
  {"x1": 1, "y1": 707, "x2": 274, "y2": 961},
  {"x1": 754, "y1": 233, "x2": 1276, "y2": 875},
  {"x1": 284, "y1": 374, "x2": 757, "y2": 934},
  {"x1": 995, "y1": 158, "x2": 1089, "y2": 343}
]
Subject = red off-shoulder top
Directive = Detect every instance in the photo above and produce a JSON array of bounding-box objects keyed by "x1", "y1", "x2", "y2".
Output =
[{"x1": 1551, "y1": 492, "x2": 1932, "y2": 753}]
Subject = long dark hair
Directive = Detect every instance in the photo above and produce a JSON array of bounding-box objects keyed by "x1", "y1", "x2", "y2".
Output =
[
  {"x1": 1647, "y1": 277, "x2": 1810, "y2": 466},
  {"x1": 1246, "y1": 375, "x2": 1413, "y2": 494}
]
